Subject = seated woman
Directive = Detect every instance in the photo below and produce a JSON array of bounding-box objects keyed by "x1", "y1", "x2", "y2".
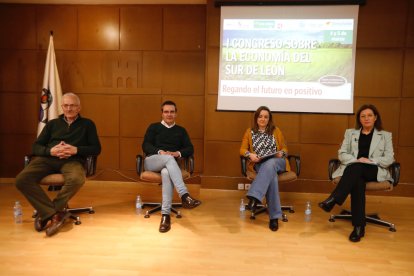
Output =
[
  {"x1": 240, "y1": 106, "x2": 290, "y2": 232},
  {"x1": 319, "y1": 104, "x2": 395, "y2": 242}
]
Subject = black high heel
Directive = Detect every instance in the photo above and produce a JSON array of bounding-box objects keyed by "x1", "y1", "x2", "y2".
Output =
[{"x1": 318, "y1": 196, "x2": 336, "y2": 212}]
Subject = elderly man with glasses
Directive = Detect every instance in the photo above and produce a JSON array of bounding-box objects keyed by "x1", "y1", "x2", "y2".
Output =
[{"x1": 15, "y1": 92, "x2": 101, "y2": 237}]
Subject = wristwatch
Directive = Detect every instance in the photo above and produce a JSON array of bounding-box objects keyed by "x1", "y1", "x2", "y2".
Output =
[{"x1": 244, "y1": 151, "x2": 251, "y2": 158}]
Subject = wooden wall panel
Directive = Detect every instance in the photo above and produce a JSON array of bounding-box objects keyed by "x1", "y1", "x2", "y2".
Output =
[
  {"x1": 273, "y1": 113, "x2": 300, "y2": 144},
  {"x1": 300, "y1": 144, "x2": 339, "y2": 180},
  {"x1": 98, "y1": 137, "x2": 119, "y2": 169},
  {"x1": 403, "y1": 49, "x2": 414, "y2": 97},
  {"x1": 408, "y1": 1, "x2": 414, "y2": 47},
  {"x1": 0, "y1": 93, "x2": 38, "y2": 134},
  {"x1": 117, "y1": 51, "x2": 144, "y2": 90},
  {"x1": 0, "y1": 5, "x2": 36, "y2": 50},
  {"x1": 36, "y1": 6, "x2": 77, "y2": 50},
  {"x1": 120, "y1": 6, "x2": 162, "y2": 51},
  {"x1": 399, "y1": 99, "x2": 414, "y2": 147},
  {"x1": 357, "y1": 0, "x2": 408, "y2": 48},
  {"x1": 120, "y1": 137, "x2": 142, "y2": 170},
  {"x1": 78, "y1": 6, "x2": 120, "y2": 50},
  {"x1": 205, "y1": 95, "x2": 251, "y2": 141},
  {"x1": 142, "y1": 52, "x2": 163, "y2": 90},
  {"x1": 161, "y1": 95, "x2": 204, "y2": 139},
  {"x1": 0, "y1": 50, "x2": 38, "y2": 92},
  {"x1": 398, "y1": 147, "x2": 414, "y2": 183},
  {"x1": 162, "y1": 52, "x2": 205, "y2": 94},
  {"x1": 164, "y1": 5, "x2": 206, "y2": 51},
  {"x1": 204, "y1": 141, "x2": 240, "y2": 176},
  {"x1": 192, "y1": 139, "x2": 204, "y2": 173},
  {"x1": 355, "y1": 49, "x2": 403, "y2": 97},
  {"x1": 60, "y1": 51, "x2": 116, "y2": 90},
  {"x1": 301, "y1": 114, "x2": 348, "y2": 144},
  {"x1": 207, "y1": 47, "x2": 219, "y2": 94},
  {"x1": 120, "y1": 95, "x2": 161, "y2": 138},
  {"x1": 0, "y1": 134, "x2": 34, "y2": 177},
  {"x1": 0, "y1": 2, "x2": 413, "y2": 193},
  {"x1": 79, "y1": 94, "x2": 119, "y2": 137},
  {"x1": 207, "y1": 1, "x2": 220, "y2": 47}
]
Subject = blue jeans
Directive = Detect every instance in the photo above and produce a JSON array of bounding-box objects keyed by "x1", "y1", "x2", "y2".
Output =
[
  {"x1": 247, "y1": 157, "x2": 286, "y2": 220},
  {"x1": 144, "y1": 155, "x2": 189, "y2": 215}
]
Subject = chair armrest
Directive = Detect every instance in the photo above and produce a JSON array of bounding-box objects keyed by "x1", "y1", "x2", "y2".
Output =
[
  {"x1": 240, "y1": 156, "x2": 248, "y2": 177},
  {"x1": 240, "y1": 155, "x2": 300, "y2": 177},
  {"x1": 85, "y1": 155, "x2": 97, "y2": 177},
  {"x1": 328, "y1": 158, "x2": 341, "y2": 181},
  {"x1": 25, "y1": 154, "x2": 97, "y2": 177},
  {"x1": 390, "y1": 162, "x2": 400, "y2": 186},
  {"x1": 185, "y1": 156, "x2": 194, "y2": 175},
  {"x1": 327, "y1": 159, "x2": 400, "y2": 185},
  {"x1": 287, "y1": 155, "x2": 301, "y2": 176},
  {"x1": 136, "y1": 154, "x2": 144, "y2": 175}
]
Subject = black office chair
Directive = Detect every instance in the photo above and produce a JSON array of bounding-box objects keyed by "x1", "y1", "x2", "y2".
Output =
[
  {"x1": 240, "y1": 155, "x2": 300, "y2": 221},
  {"x1": 328, "y1": 158, "x2": 400, "y2": 232},
  {"x1": 136, "y1": 154, "x2": 194, "y2": 218},
  {"x1": 25, "y1": 155, "x2": 98, "y2": 225}
]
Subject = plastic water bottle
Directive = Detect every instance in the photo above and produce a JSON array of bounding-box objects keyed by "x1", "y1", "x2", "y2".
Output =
[
  {"x1": 13, "y1": 201, "x2": 23, "y2": 224},
  {"x1": 135, "y1": 195, "x2": 142, "y2": 215},
  {"x1": 304, "y1": 201, "x2": 312, "y2": 222},
  {"x1": 239, "y1": 198, "x2": 246, "y2": 218}
]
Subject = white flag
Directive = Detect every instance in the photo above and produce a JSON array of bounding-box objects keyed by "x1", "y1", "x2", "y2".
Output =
[{"x1": 37, "y1": 34, "x2": 63, "y2": 136}]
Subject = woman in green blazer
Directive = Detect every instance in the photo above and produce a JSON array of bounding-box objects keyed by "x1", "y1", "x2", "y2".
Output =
[{"x1": 319, "y1": 104, "x2": 395, "y2": 242}]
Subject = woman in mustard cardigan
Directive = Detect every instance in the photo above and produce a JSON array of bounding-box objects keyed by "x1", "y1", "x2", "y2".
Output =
[{"x1": 240, "y1": 106, "x2": 290, "y2": 231}]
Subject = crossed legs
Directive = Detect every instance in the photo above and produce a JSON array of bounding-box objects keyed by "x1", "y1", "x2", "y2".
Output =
[{"x1": 15, "y1": 157, "x2": 85, "y2": 236}]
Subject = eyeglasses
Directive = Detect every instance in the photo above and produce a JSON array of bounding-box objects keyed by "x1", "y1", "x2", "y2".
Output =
[{"x1": 62, "y1": 104, "x2": 79, "y2": 109}]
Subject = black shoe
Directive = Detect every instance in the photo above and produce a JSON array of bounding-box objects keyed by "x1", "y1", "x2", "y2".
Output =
[
  {"x1": 269, "y1": 219, "x2": 279, "y2": 232},
  {"x1": 159, "y1": 214, "x2": 171, "y2": 233},
  {"x1": 318, "y1": 196, "x2": 336, "y2": 212},
  {"x1": 349, "y1": 226, "x2": 365, "y2": 242},
  {"x1": 34, "y1": 215, "x2": 50, "y2": 232},
  {"x1": 246, "y1": 196, "x2": 259, "y2": 212},
  {"x1": 182, "y1": 195, "x2": 201, "y2": 209}
]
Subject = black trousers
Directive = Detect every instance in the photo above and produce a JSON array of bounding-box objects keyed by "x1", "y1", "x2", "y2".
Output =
[{"x1": 331, "y1": 163, "x2": 378, "y2": 226}]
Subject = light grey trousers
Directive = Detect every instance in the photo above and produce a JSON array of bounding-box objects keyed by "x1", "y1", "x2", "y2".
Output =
[{"x1": 144, "y1": 155, "x2": 189, "y2": 215}]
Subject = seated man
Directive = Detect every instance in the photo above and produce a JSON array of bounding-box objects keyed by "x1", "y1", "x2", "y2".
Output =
[
  {"x1": 142, "y1": 100, "x2": 201, "y2": 233},
  {"x1": 15, "y1": 92, "x2": 101, "y2": 237}
]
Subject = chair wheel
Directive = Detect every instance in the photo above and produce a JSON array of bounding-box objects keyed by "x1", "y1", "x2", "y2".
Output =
[
  {"x1": 144, "y1": 214, "x2": 150, "y2": 218},
  {"x1": 176, "y1": 214, "x2": 182, "y2": 218},
  {"x1": 282, "y1": 217, "x2": 288, "y2": 222},
  {"x1": 389, "y1": 227, "x2": 396, "y2": 232},
  {"x1": 250, "y1": 215, "x2": 256, "y2": 220},
  {"x1": 89, "y1": 210, "x2": 95, "y2": 214},
  {"x1": 75, "y1": 221, "x2": 81, "y2": 225},
  {"x1": 329, "y1": 218, "x2": 335, "y2": 222},
  {"x1": 289, "y1": 209, "x2": 295, "y2": 213}
]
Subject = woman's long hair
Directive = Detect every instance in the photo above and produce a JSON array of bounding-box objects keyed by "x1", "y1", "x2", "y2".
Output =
[
  {"x1": 252, "y1": 106, "x2": 275, "y2": 135},
  {"x1": 355, "y1": 104, "x2": 383, "y2": 131}
]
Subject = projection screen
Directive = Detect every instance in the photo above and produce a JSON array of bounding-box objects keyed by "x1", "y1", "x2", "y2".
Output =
[{"x1": 217, "y1": 5, "x2": 359, "y2": 113}]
